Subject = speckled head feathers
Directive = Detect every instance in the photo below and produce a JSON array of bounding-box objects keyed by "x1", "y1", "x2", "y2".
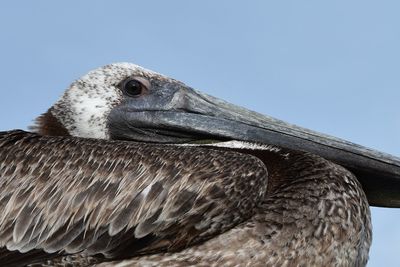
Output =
[{"x1": 39, "y1": 63, "x2": 168, "y2": 139}]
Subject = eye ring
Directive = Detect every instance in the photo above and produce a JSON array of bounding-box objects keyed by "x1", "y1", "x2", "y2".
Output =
[{"x1": 120, "y1": 77, "x2": 150, "y2": 97}]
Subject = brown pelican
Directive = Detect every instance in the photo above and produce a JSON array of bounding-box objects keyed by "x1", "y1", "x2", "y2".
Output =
[{"x1": 0, "y1": 63, "x2": 399, "y2": 267}]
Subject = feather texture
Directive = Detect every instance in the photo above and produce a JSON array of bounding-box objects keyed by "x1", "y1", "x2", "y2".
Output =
[{"x1": 0, "y1": 130, "x2": 268, "y2": 265}]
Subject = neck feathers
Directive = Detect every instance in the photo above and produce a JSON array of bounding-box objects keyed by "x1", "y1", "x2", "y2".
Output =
[{"x1": 30, "y1": 108, "x2": 70, "y2": 136}]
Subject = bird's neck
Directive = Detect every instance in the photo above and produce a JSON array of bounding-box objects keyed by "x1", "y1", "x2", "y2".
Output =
[
  {"x1": 223, "y1": 146, "x2": 371, "y2": 266},
  {"x1": 257, "y1": 149, "x2": 371, "y2": 266}
]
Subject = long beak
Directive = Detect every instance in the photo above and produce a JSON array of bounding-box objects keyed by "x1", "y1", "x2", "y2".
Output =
[
  {"x1": 109, "y1": 88, "x2": 400, "y2": 207},
  {"x1": 185, "y1": 90, "x2": 400, "y2": 208}
]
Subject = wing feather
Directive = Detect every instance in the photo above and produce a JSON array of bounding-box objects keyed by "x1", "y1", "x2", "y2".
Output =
[{"x1": 0, "y1": 130, "x2": 268, "y2": 264}]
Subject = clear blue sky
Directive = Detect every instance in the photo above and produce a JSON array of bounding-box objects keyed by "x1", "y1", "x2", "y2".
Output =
[{"x1": 0, "y1": 1, "x2": 399, "y2": 266}]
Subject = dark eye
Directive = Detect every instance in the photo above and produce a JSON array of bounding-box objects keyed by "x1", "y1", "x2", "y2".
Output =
[{"x1": 123, "y1": 79, "x2": 145, "y2": 97}]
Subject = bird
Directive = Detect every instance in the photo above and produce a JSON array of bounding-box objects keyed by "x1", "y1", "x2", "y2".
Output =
[{"x1": 0, "y1": 62, "x2": 399, "y2": 267}]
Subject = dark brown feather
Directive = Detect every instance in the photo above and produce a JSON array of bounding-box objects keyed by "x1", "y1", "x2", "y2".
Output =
[{"x1": 29, "y1": 108, "x2": 70, "y2": 137}]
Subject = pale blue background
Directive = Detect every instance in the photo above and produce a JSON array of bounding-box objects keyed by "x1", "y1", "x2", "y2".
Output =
[{"x1": 0, "y1": 1, "x2": 399, "y2": 266}]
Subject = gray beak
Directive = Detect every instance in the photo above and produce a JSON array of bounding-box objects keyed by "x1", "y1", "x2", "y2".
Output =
[{"x1": 109, "y1": 88, "x2": 400, "y2": 207}]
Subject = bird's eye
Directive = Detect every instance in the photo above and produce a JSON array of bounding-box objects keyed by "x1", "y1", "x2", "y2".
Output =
[{"x1": 122, "y1": 79, "x2": 146, "y2": 97}]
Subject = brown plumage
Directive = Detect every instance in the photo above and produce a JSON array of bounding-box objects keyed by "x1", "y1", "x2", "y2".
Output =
[
  {"x1": 0, "y1": 130, "x2": 268, "y2": 266},
  {"x1": 0, "y1": 130, "x2": 371, "y2": 266}
]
